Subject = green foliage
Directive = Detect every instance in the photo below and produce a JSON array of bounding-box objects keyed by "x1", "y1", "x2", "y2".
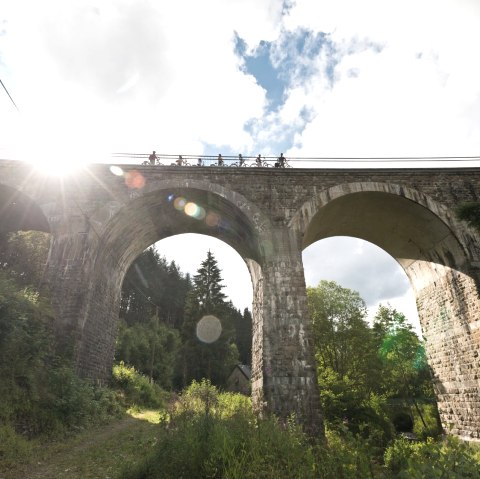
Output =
[
  {"x1": 307, "y1": 280, "x2": 376, "y2": 384},
  {"x1": 0, "y1": 424, "x2": 33, "y2": 470},
  {"x1": 118, "y1": 248, "x2": 249, "y2": 390},
  {"x1": 412, "y1": 403, "x2": 441, "y2": 440},
  {"x1": 0, "y1": 269, "x2": 124, "y2": 446},
  {"x1": 0, "y1": 271, "x2": 55, "y2": 430},
  {"x1": 0, "y1": 231, "x2": 50, "y2": 287},
  {"x1": 308, "y1": 281, "x2": 392, "y2": 445},
  {"x1": 120, "y1": 383, "x2": 375, "y2": 479},
  {"x1": 317, "y1": 366, "x2": 394, "y2": 449},
  {"x1": 384, "y1": 436, "x2": 480, "y2": 478},
  {"x1": 115, "y1": 318, "x2": 181, "y2": 389},
  {"x1": 112, "y1": 362, "x2": 167, "y2": 409},
  {"x1": 456, "y1": 201, "x2": 480, "y2": 231},
  {"x1": 120, "y1": 248, "x2": 192, "y2": 328},
  {"x1": 235, "y1": 308, "x2": 252, "y2": 366},
  {"x1": 180, "y1": 251, "x2": 239, "y2": 388},
  {"x1": 308, "y1": 284, "x2": 441, "y2": 445},
  {"x1": 374, "y1": 305, "x2": 441, "y2": 438}
]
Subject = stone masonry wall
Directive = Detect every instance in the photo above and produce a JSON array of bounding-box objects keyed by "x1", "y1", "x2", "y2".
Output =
[
  {"x1": 2, "y1": 161, "x2": 480, "y2": 439},
  {"x1": 411, "y1": 262, "x2": 480, "y2": 440}
]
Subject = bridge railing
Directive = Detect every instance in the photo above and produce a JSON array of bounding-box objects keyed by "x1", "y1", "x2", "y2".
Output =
[
  {"x1": 111, "y1": 153, "x2": 480, "y2": 169},
  {"x1": 113, "y1": 153, "x2": 293, "y2": 168}
]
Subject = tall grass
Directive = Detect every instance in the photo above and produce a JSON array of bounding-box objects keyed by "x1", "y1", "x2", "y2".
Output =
[{"x1": 120, "y1": 380, "x2": 374, "y2": 479}]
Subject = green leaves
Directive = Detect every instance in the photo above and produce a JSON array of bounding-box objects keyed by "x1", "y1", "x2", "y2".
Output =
[
  {"x1": 456, "y1": 202, "x2": 480, "y2": 231},
  {"x1": 308, "y1": 282, "x2": 440, "y2": 443}
]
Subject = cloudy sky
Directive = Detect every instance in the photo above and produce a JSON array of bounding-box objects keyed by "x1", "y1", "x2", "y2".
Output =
[{"x1": 2, "y1": 0, "x2": 480, "y2": 332}]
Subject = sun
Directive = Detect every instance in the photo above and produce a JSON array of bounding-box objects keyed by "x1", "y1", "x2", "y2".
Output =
[
  {"x1": 23, "y1": 142, "x2": 107, "y2": 177},
  {"x1": 29, "y1": 156, "x2": 85, "y2": 176}
]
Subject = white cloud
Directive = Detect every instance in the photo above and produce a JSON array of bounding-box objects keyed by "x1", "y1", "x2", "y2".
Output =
[
  {"x1": 0, "y1": 0, "x2": 282, "y2": 159},
  {"x1": 155, "y1": 233, "x2": 252, "y2": 313},
  {"x1": 1, "y1": 0, "x2": 475, "y2": 333},
  {"x1": 280, "y1": 0, "x2": 480, "y2": 158}
]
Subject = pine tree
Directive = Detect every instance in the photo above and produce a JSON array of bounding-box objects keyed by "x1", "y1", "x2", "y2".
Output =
[
  {"x1": 120, "y1": 248, "x2": 191, "y2": 328},
  {"x1": 234, "y1": 308, "x2": 252, "y2": 366},
  {"x1": 190, "y1": 250, "x2": 226, "y2": 312},
  {"x1": 179, "y1": 251, "x2": 238, "y2": 388}
]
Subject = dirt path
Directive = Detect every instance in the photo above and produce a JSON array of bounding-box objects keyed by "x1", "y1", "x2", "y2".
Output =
[{"x1": 0, "y1": 415, "x2": 159, "y2": 479}]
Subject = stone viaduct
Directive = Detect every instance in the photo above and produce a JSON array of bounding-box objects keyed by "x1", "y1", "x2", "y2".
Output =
[{"x1": 1, "y1": 159, "x2": 480, "y2": 439}]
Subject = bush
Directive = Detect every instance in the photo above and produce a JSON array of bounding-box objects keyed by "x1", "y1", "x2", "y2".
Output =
[
  {"x1": 412, "y1": 403, "x2": 442, "y2": 440},
  {"x1": 0, "y1": 424, "x2": 33, "y2": 470},
  {"x1": 112, "y1": 362, "x2": 167, "y2": 409},
  {"x1": 43, "y1": 366, "x2": 124, "y2": 435},
  {"x1": 0, "y1": 272, "x2": 124, "y2": 440},
  {"x1": 384, "y1": 436, "x2": 480, "y2": 478},
  {"x1": 120, "y1": 381, "x2": 375, "y2": 479}
]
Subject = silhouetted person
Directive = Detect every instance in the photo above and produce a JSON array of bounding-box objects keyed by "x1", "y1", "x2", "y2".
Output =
[
  {"x1": 238, "y1": 154, "x2": 244, "y2": 166},
  {"x1": 217, "y1": 154, "x2": 224, "y2": 166},
  {"x1": 149, "y1": 150, "x2": 157, "y2": 165},
  {"x1": 176, "y1": 155, "x2": 184, "y2": 166},
  {"x1": 276, "y1": 152, "x2": 285, "y2": 168},
  {"x1": 197, "y1": 157, "x2": 203, "y2": 166},
  {"x1": 256, "y1": 154, "x2": 262, "y2": 167}
]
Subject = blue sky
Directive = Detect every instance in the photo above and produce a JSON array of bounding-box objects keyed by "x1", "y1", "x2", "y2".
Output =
[{"x1": 1, "y1": 0, "x2": 480, "y2": 332}]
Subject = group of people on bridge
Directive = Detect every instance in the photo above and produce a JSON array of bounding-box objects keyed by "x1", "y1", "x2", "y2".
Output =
[{"x1": 146, "y1": 152, "x2": 289, "y2": 168}]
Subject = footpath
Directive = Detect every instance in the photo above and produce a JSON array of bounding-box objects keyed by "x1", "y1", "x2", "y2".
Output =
[{"x1": 0, "y1": 413, "x2": 159, "y2": 479}]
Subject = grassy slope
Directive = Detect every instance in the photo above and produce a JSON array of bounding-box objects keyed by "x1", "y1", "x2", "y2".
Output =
[{"x1": 1, "y1": 411, "x2": 161, "y2": 479}]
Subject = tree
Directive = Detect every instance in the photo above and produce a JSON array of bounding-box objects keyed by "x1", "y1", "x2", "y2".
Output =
[
  {"x1": 234, "y1": 308, "x2": 252, "y2": 366},
  {"x1": 0, "y1": 231, "x2": 51, "y2": 288},
  {"x1": 115, "y1": 316, "x2": 180, "y2": 389},
  {"x1": 307, "y1": 281, "x2": 392, "y2": 440},
  {"x1": 120, "y1": 248, "x2": 191, "y2": 328},
  {"x1": 373, "y1": 305, "x2": 438, "y2": 432},
  {"x1": 179, "y1": 251, "x2": 238, "y2": 388},
  {"x1": 307, "y1": 280, "x2": 375, "y2": 382}
]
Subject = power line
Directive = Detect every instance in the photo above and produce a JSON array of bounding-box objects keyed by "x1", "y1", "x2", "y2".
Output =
[
  {"x1": 0, "y1": 78, "x2": 19, "y2": 111},
  {"x1": 112, "y1": 152, "x2": 480, "y2": 163}
]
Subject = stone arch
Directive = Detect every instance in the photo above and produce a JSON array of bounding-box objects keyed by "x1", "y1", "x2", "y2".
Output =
[
  {"x1": 73, "y1": 180, "x2": 270, "y2": 385},
  {"x1": 291, "y1": 181, "x2": 476, "y2": 259},
  {"x1": 291, "y1": 181, "x2": 480, "y2": 440}
]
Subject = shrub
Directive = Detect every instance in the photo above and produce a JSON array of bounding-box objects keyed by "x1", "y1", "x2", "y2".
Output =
[
  {"x1": 412, "y1": 403, "x2": 442, "y2": 439},
  {"x1": 112, "y1": 362, "x2": 167, "y2": 409},
  {"x1": 0, "y1": 272, "x2": 124, "y2": 440},
  {"x1": 120, "y1": 381, "x2": 375, "y2": 479},
  {"x1": 0, "y1": 424, "x2": 33, "y2": 470},
  {"x1": 384, "y1": 436, "x2": 480, "y2": 478}
]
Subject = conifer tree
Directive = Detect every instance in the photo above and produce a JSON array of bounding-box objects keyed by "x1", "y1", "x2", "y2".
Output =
[
  {"x1": 234, "y1": 308, "x2": 252, "y2": 366},
  {"x1": 179, "y1": 250, "x2": 238, "y2": 387}
]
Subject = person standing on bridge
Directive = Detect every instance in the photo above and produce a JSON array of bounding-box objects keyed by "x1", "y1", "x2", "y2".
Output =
[
  {"x1": 217, "y1": 154, "x2": 224, "y2": 166},
  {"x1": 238, "y1": 154, "x2": 244, "y2": 166},
  {"x1": 276, "y1": 152, "x2": 286, "y2": 168},
  {"x1": 149, "y1": 151, "x2": 158, "y2": 165},
  {"x1": 176, "y1": 155, "x2": 184, "y2": 166},
  {"x1": 256, "y1": 154, "x2": 262, "y2": 167},
  {"x1": 197, "y1": 157, "x2": 203, "y2": 167}
]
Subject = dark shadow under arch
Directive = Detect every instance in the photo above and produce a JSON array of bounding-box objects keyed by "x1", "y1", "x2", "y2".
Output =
[
  {"x1": 0, "y1": 184, "x2": 50, "y2": 234},
  {"x1": 302, "y1": 190, "x2": 466, "y2": 270}
]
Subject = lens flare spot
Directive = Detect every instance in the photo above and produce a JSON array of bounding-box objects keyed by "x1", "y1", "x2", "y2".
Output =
[
  {"x1": 184, "y1": 202, "x2": 198, "y2": 217},
  {"x1": 167, "y1": 194, "x2": 174, "y2": 202},
  {"x1": 124, "y1": 170, "x2": 145, "y2": 189},
  {"x1": 173, "y1": 197, "x2": 187, "y2": 211},
  {"x1": 193, "y1": 206, "x2": 206, "y2": 220},
  {"x1": 110, "y1": 165, "x2": 124, "y2": 176},
  {"x1": 196, "y1": 315, "x2": 222, "y2": 343},
  {"x1": 205, "y1": 212, "x2": 220, "y2": 227}
]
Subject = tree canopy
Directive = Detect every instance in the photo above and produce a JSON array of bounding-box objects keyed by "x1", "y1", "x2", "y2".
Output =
[
  {"x1": 117, "y1": 248, "x2": 249, "y2": 390},
  {"x1": 307, "y1": 280, "x2": 439, "y2": 440}
]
